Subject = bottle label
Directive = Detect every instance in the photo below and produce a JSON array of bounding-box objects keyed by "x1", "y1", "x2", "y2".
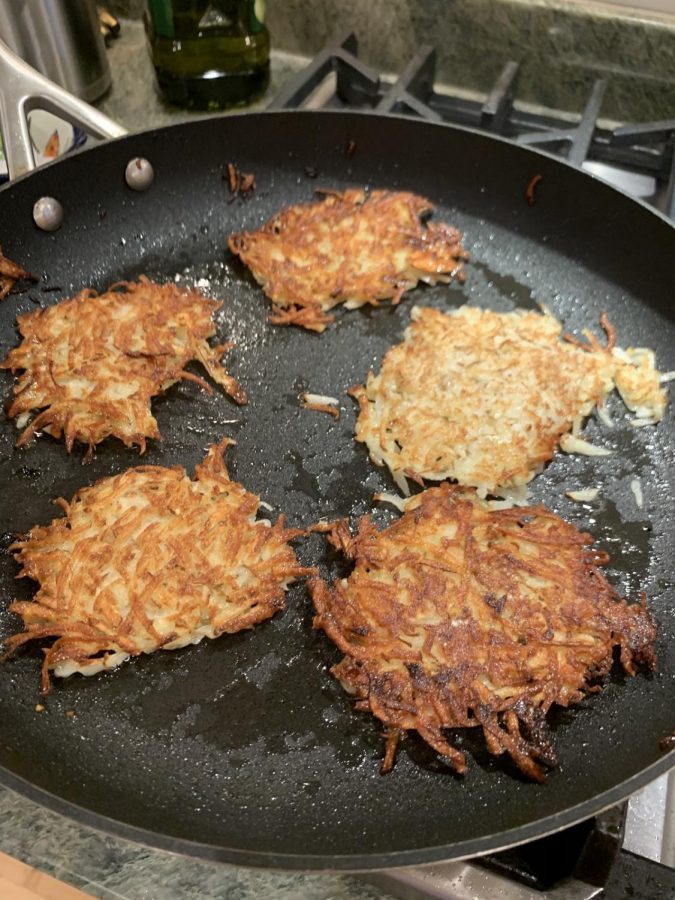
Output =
[
  {"x1": 147, "y1": 0, "x2": 266, "y2": 39},
  {"x1": 147, "y1": 0, "x2": 175, "y2": 38},
  {"x1": 198, "y1": 6, "x2": 233, "y2": 28},
  {"x1": 148, "y1": 2, "x2": 266, "y2": 38}
]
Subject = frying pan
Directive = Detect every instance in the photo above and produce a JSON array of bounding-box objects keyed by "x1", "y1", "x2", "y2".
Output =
[{"x1": 0, "y1": 41, "x2": 673, "y2": 872}]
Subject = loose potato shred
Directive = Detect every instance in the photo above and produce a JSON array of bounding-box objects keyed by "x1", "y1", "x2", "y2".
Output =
[
  {"x1": 0, "y1": 278, "x2": 246, "y2": 454},
  {"x1": 229, "y1": 189, "x2": 468, "y2": 331},
  {"x1": 6, "y1": 440, "x2": 313, "y2": 692},
  {"x1": 311, "y1": 485, "x2": 656, "y2": 781}
]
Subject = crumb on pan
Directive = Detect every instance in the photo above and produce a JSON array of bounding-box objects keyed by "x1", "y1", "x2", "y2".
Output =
[
  {"x1": 311, "y1": 484, "x2": 656, "y2": 782},
  {"x1": 0, "y1": 277, "x2": 246, "y2": 455},
  {"x1": 300, "y1": 392, "x2": 341, "y2": 419},
  {"x1": 352, "y1": 306, "x2": 667, "y2": 499},
  {"x1": 226, "y1": 162, "x2": 255, "y2": 199},
  {"x1": 565, "y1": 488, "x2": 599, "y2": 502},
  {"x1": 525, "y1": 174, "x2": 543, "y2": 206},
  {"x1": 3, "y1": 440, "x2": 314, "y2": 693},
  {"x1": 228, "y1": 189, "x2": 469, "y2": 332}
]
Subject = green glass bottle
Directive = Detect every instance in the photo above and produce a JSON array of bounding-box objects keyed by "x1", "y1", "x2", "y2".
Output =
[{"x1": 145, "y1": 1, "x2": 270, "y2": 109}]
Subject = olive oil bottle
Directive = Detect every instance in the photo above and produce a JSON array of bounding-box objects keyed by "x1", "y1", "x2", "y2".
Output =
[{"x1": 145, "y1": 1, "x2": 270, "y2": 109}]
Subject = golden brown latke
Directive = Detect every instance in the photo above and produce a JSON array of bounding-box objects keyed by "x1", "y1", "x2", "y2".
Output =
[
  {"x1": 0, "y1": 245, "x2": 35, "y2": 301},
  {"x1": 311, "y1": 485, "x2": 656, "y2": 782},
  {"x1": 6, "y1": 440, "x2": 313, "y2": 692},
  {"x1": 352, "y1": 306, "x2": 667, "y2": 499},
  {"x1": 228, "y1": 189, "x2": 468, "y2": 331},
  {"x1": 0, "y1": 278, "x2": 246, "y2": 454}
]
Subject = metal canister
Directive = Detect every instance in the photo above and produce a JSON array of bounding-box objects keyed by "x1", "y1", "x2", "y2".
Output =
[{"x1": 0, "y1": 0, "x2": 111, "y2": 103}]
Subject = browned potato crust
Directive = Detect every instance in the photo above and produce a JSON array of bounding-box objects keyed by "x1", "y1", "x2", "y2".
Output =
[
  {"x1": 229, "y1": 189, "x2": 468, "y2": 331},
  {"x1": 6, "y1": 440, "x2": 313, "y2": 692},
  {"x1": 0, "y1": 245, "x2": 35, "y2": 301},
  {"x1": 1, "y1": 278, "x2": 246, "y2": 454},
  {"x1": 311, "y1": 485, "x2": 656, "y2": 781}
]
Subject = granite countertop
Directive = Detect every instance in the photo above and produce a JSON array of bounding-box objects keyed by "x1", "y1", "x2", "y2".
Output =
[
  {"x1": 107, "y1": 0, "x2": 675, "y2": 122},
  {"x1": 0, "y1": 19, "x2": 389, "y2": 900},
  {"x1": 0, "y1": 787, "x2": 388, "y2": 900}
]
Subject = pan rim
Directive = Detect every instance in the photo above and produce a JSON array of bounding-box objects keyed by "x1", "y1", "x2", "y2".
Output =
[
  {"x1": 0, "y1": 108, "x2": 673, "y2": 870},
  {"x1": 1, "y1": 106, "x2": 675, "y2": 232},
  {"x1": 0, "y1": 752, "x2": 673, "y2": 869}
]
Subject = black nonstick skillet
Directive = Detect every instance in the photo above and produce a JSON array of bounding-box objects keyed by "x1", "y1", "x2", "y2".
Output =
[{"x1": 0, "y1": 38, "x2": 672, "y2": 871}]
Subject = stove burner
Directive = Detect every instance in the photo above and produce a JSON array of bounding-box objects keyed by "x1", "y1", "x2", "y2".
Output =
[{"x1": 270, "y1": 32, "x2": 675, "y2": 219}]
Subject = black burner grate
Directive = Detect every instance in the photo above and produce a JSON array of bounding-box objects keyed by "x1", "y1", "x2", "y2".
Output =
[
  {"x1": 481, "y1": 803, "x2": 626, "y2": 892},
  {"x1": 270, "y1": 32, "x2": 675, "y2": 219}
]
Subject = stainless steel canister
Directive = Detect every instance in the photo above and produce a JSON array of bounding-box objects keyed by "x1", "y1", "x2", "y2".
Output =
[{"x1": 0, "y1": 0, "x2": 111, "y2": 103}]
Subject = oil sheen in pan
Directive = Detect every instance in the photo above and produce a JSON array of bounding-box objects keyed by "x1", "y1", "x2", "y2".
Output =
[{"x1": 0, "y1": 188, "x2": 672, "y2": 865}]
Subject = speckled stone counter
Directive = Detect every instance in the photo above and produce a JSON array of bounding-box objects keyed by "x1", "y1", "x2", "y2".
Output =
[
  {"x1": 0, "y1": 787, "x2": 390, "y2": 900},
  {"x1": 270, "y1": 0, "x2": 675, "y2": 122}
]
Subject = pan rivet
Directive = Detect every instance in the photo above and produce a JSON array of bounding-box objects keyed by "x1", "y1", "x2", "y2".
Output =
[
  {"x1": 125, "y1": 158, "x2": 154, "y2": 191},
  {"x1": 33, "y1": 197, "x2": 63, "y2": 232}
]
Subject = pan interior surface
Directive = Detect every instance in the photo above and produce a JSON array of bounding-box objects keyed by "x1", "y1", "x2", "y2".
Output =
[{"x1": 0, "y1": 112, "x2": 673, "y2": 868}]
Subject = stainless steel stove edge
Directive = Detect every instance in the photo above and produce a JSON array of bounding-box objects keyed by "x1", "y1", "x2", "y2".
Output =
[
  {"x1": 363, "y1": 863, "x2": 602, "y2": 900},
  {"x1": 360, "y1": 770, "x2": 675, "y2": 900}
]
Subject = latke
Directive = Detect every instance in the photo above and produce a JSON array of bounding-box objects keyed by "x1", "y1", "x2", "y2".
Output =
[
  {"x1": 1, "y1": 278, "x2": 246, "y2": 454},
  {"x1": 228, "y1": 189, "x2": 468, "y2": 331},
  {"x1": 6, "y1": 440, "x2": 312, "y2": 692},
  {"x1": 0, "y1": 246, "x2": 35, "y2": 301},
  {"x1": 310, "y1": 485, "x2": 656, "y2": 781},
  {"x1": 352, "y1": 306, "x2": 667, "y2": 499}
]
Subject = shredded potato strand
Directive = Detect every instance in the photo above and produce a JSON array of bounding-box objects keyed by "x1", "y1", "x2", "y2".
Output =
[
  {"x1": 566, "y1": 488, "x2": 599, "y2": 502},
  {"x1": 301, "y1": 392, "x2": 341, "y2": 420},
  {"x1": 631, "y1": 478, "x2": 644, "y2": 509}
]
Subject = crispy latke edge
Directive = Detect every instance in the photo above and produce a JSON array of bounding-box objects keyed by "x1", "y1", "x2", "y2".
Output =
[
  {"x1": 310, "y1": 486, "x2": 657, "y2": 783},
  {"x1": 0, "y1": 279, "x2": 248, "y2": 456},
  {"x1": 3, "y1": 439, "x2": 316, "y2": 693}
]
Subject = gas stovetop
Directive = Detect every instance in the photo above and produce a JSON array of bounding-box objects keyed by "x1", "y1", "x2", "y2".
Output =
[
  {"x1": 271, "y1": 32, "x2": 675, "y2": 900},
  {"x1": 270, "y1": 31, "x2": 675, "y2": 221},
  {"x1": 362, "y1": 775, "x2": 675, "y2": 900}
]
